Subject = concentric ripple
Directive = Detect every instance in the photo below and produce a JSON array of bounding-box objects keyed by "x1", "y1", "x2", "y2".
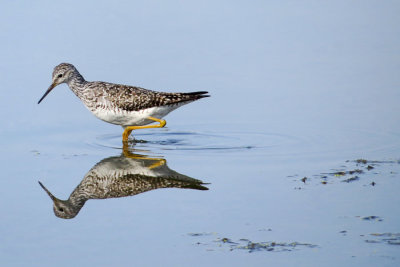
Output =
[
  {"x1": 90, "y1": 130, "x2": 302, "y2": 154},
  {"x1": 88, "y1": 126, "x2": 400, "y2": 160}
]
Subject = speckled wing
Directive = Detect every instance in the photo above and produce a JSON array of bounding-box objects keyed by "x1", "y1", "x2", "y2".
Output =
[
  {"x1": 100, "y1": 83, "x2": 209, "y2": 112},
  {"x1": 91, "y1": 174, "x2": 208, "y2": 198}
]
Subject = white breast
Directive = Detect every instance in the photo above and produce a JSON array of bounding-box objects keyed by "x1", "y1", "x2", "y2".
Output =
[{"x1": 89, "y1": 102, "x2": 189, "y2": 127}]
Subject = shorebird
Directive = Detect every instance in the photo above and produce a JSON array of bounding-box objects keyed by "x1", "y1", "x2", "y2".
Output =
[
  {"x1": 38, "y1": 63, "x2": 209, "y2": 141},
  {"x1": 39, "y1": 153, "x2": 208, "y2": 219}
]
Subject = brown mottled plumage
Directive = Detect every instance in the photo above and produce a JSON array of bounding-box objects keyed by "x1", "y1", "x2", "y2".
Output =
[
  {"x1": 39, "y1": 154, "x2": 208, "y2": 219},
  {"x1": 38, "y1": 63, "x2": 209, "y2": 139}
]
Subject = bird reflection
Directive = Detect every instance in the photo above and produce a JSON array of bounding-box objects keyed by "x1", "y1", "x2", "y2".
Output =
[{"x1": 39, "y1": 149, "x2": 208, "y2": 219}]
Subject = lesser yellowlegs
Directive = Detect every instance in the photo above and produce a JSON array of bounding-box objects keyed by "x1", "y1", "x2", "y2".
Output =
[
  {"x1": 38, "y1": 63, "x2": 209, "y2": 141},
  {"x1": 38, "y1": 153, "x2": 208, "y2": 219}
]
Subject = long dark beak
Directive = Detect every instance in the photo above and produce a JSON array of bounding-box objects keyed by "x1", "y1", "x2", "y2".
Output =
[
  {"x1": 38, "y1": 181, "x2": 57, "y2": 201},
  {"x1": 38, "y1": 82, "x2": 56, "y2": 104}
]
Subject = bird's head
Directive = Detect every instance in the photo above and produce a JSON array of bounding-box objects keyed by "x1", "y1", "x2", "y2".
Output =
[
  {"x1": 38, "y1": 63, "x2": 76, "y2": 104},
  {"x1": 38, "y1": 181, "x2": 78, "y2": 219}
]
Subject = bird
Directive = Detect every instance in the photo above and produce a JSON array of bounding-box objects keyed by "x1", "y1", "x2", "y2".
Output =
[
  {"x1": 38, "y1": 153, "x2": 208, "y2": 219},
  {"x1": 38, "y1": 63, "x2": 209, "y2": 141}
]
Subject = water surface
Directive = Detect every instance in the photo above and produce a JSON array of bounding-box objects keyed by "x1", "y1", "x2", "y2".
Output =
[{"x1": 1, "y1": 1, "x2": 400, "y2": 266}]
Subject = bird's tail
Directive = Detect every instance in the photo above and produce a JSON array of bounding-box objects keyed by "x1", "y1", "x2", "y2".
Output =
[{"x1": 182, "y1": 91, "x2": 210, "y2": 100}]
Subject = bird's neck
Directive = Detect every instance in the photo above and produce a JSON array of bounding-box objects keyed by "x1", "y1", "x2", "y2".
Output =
[
  {"x1": 67, "y1": 71, "x2": 87, "y2": 97},
  {"x1": 66, "y1": 188, "x2": 89, "y2": 214}
]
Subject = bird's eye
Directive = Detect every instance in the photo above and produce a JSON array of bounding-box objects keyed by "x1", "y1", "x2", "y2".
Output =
[
  {"x1": 57, "y1": 74, "x2": 63, "y2": 78},
  {"x1": 59, "y1": 208, "x2": 64, "y2": 212}
]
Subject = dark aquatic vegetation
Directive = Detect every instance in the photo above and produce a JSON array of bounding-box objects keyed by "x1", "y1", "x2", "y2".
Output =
[
  {"x1": 361, "y1": 215, "x2": 383, "y2": 222},
  {"x1": 294, "y1": 158, "x2": 400, "y2": 186},
  {"x1": 342, "y1": 176, "x2": 360, "y2": 183},
  {"x1": 366, "y1": 233, "x2": 400, "y2": 245},
  {"x1": 189, "y1": 234, "x2": 318, "y2": 253}
]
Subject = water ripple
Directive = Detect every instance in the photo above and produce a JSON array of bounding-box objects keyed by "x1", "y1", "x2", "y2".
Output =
[
  {"x1": 90, "y1": 130, "x2": 301, "y2": 154},
  {"x1": 87, "y1": 127, "x2": 400, "y2": 159}
]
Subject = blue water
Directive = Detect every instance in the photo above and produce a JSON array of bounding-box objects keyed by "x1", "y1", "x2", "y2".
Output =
[{"x1": 1, "y1": 1, "x2": 400, "y2": 266}]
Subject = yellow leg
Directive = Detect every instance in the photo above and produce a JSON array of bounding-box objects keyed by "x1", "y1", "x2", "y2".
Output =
[
  {"x1": 122, "y1": 146, "x2": 166, "y2": 169},
  {"x1": 148, "y1": 159, "x2": 167, "y2": 169},
  {"x1": 122, "y1": 116, "x2": 166, "y2": 142}
]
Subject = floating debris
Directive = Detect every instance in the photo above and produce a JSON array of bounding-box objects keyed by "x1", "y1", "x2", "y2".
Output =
[
  {"x1": 258, "y1": 228, "x2": 272, "y2": 232},
  {"x1": 294, "y1": 158, "x2": 400, "y2": 187},
  {"x1": 365, "y1": 239, "x2": 380, "y2": 244},
  {"x1": 333, "y1": 171, "x2": 346, "y2": 177},
  {"x1": 188, "y1": 232, "x2": 215, "y2": 237},
  {"x1": 329, "y1": 169, "x2": 363, "y2": 177},
  {"x1": 360, "y1": 216, "x2": 383, "y2": 222},
  {"x1": 31, "y1": 150, "x2": 41, "y2": 155},
  {"x1": 355, "y1": 159, "x2": 368, "y2": 164},
  {"x1": 351, "y1": 159, "x2": 400, "y2": 165},
  {"x1": 342, "y1": 176, "x2": 360, "y2": 183},
  {"x1": 218, "y1": 237, "x2": 237, "y2": 244},
  {"x1": 365, "y1": 233, "x2": 400, "y2": 245},
  {"x1": 233, "y1": 240, "x2": 317, "y2": 253},
  {"x1": 349, "y1": 169, "x2": 363, "y2": 175},
  {"x1": 190, "y1": 234, "x2": 318, "y2": 253},
  {"x1": 339, "y1": 230, "x2": 347, "y2": 236}
]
